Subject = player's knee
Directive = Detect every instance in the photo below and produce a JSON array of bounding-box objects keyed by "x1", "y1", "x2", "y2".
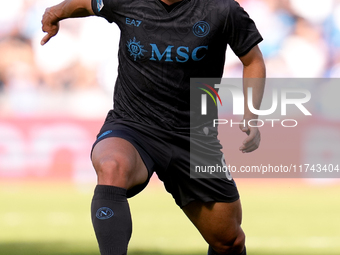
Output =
[
  {"x1": 210, "y1": 228, "x2": 245, "y2": 255},
  {"x1": 93, "y1": 156, "x2": 132, "y2": 187}
]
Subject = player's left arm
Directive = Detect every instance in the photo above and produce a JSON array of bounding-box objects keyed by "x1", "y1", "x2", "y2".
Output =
[{"x1": 238, "y1": 45, "x2": 266, "y2": 153}]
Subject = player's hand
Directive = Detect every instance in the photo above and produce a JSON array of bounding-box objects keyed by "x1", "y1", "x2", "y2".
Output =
[
  {"x1": 239, "y1": 120, "x2": 261, "y2": 153},
  {"x1": 41, "y1": 7, "x2": 60, "y2": 45}
]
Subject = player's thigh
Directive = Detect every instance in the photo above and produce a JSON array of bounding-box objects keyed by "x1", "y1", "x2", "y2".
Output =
[
  {"x1": 182, "y1": 200, "x2": 243, "y2": 246},
  {"x1": 91, "y1": 137, "x2": 148, "y2": 189}
]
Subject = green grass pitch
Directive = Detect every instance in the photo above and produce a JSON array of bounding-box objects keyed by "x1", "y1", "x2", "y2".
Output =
[{"x1": 0, "y1": 179, "x2": 339, "y2": 255}]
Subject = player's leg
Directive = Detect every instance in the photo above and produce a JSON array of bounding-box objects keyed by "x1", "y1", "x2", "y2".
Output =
[
  {"x1": 91, "y1": 137, "x2": 149, "y2": 255},
  {"x1": 182, "y1": 199, "x2": 246, "y2": 255},
  {"x1": 92, "y1": 137, "x2": 148, "y2": 188}
]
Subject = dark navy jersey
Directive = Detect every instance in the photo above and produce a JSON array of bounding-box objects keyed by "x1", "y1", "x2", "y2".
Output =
[{"x1": 91, "y1": 0, "x2": 263, "y2": 132}]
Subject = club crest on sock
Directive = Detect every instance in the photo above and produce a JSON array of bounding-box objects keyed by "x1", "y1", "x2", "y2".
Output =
[{"x1": 96, "y1": 207, "x2": 114, "y2": 220}]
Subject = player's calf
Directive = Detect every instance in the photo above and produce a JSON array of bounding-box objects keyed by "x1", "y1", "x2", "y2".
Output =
[
  {"x1": 90, "y1": 137, "x2": 148, "y2": 254},
  {"x1": 183, "y1": 200, "x2": 245, "y2": 255},
  {"x1": 91, "y1": 185, "x2": 132, "y2": 255}
]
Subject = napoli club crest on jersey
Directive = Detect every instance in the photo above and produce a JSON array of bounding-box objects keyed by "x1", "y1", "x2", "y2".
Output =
[
  {"x1": 193, "y1": 21, "x2": 210, "y2": 37},
  {"x1": 126, "y1": 37, "x2": 148, "y2": 61}
]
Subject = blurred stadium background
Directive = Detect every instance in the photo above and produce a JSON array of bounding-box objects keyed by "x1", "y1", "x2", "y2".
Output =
[{"x1": 1, "y1": 0, "x2": 340, "y2": 254}]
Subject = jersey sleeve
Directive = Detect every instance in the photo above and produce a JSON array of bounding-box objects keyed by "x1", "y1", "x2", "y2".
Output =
[
  {"x1": 224, "y1": 0, "x2": 263, "y2": 57},
  {"x1": 91, "y1": 0, "x2": 116, "y2": 23}
]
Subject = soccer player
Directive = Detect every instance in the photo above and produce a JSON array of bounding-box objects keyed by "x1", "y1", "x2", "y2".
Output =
[{"x1": 41, "y1": 0, "x2": 265, "y2": 254}]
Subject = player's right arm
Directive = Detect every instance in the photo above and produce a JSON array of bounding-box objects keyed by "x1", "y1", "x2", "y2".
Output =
[{"x1": 41, "y1": 0, "x2": 94, "y2": 45}]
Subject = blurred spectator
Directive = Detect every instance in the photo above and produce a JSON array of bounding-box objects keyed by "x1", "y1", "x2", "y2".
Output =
[
  {"x1": 224, "y1": 0, "x2": 340, "y2": 78},
  {"x1": 0, "y1": 0, "x2": 340, "y2": 117}
]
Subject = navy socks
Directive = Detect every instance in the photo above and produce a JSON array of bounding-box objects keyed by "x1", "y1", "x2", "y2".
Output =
[{"x1": 91, "y1": 185, "x2": 132, "y2": 255}]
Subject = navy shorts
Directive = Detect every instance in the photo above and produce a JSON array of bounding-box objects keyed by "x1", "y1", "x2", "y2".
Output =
[{"x1": 92, "y1": 110, "x2": 239, "y2": 208}]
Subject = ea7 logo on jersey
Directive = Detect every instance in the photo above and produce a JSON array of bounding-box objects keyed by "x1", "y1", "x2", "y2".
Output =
[{"x1": 126, "y1": 17, "x2": 142, "y2": 27}]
